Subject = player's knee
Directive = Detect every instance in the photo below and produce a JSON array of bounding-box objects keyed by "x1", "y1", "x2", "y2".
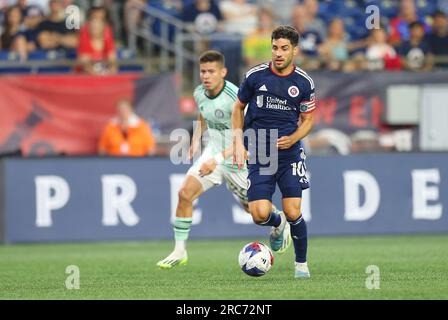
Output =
[
  {"x1": 284, "y1": 209, "x2": 301, "y2": 221},
  {"x1": 251, "y1": 207, "x2": 271, "y2": 224},
  {"x1": 178, "y1": 188, "x2": 194, "y2": 204}
]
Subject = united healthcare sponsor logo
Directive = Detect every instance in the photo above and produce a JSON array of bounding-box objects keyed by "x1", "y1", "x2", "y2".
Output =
[{"x1": 266, "y1": 96, "x2": 291, "y2": 111}]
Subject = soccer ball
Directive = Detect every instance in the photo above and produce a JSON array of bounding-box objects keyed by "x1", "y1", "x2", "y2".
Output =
[{"x1": 238, "y1": 241, "x2": 274, "y2": 277}]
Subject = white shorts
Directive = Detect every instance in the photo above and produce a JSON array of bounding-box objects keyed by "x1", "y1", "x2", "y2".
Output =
[{"x1": 187, "y1": 148, "x2": 248, "y2": 205}]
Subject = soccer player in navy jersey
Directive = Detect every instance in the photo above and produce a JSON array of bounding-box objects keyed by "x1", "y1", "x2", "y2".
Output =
[{"x1": 232, "y1": 26, "x2": 316, "y2": 278}]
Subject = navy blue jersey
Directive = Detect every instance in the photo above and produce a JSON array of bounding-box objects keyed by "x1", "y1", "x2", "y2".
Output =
[{"x1": 237, "y1": 62, "x2": 316, "y2": 160}]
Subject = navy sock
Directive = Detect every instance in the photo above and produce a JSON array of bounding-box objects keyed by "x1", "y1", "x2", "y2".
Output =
[
  {"x1": 258, "y1": 211, "x2": 281, "y2": 228},
  {"x1": 288, "y1": 215, "x2": 308, "y2": 263}
]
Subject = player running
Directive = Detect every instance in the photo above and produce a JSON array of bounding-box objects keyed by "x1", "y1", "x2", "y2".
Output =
[
  {"x1": 232, "y1": 26, "x2": 316, "y2": 278},
  {"x1": 157, "y1": 50, "x2": 290, "y2": 269}
]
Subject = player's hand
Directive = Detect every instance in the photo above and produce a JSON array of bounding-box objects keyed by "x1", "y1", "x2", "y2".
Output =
[
  {"x1": 198, "y1": 159, "x2": 217, "y2": 177},
  {"x1": 188, "y1": 141, "x2": 200, "y2": 160},
  {"x1": 233, "y1": 141, "x2": 248, "y2": 170},
  {"x1": 277, "y1": 136, "x2": 296, "y2": 150}
]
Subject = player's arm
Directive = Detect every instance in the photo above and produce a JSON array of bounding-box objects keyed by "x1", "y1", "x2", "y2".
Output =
[
  {"x1": 189, "y1": 112, "x2": 207, "y2": 160},
  {"x1": 277, "y1": 112, "x2": 314, "y2": 150},
  {"x1": 198, "y1": 145, "x2": 234, "y2": 177},
  {"x1": 231, "y1": 98, "x2": 248, "y2": 169}
]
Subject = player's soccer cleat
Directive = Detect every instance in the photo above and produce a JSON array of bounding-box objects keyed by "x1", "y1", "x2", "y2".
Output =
[
  {"x1": 156, "y1": 251, "x2": 188, "y2": 269},
  {"x1": 269, "y1": 211, "x2": 291, "y2": 253},
  {"x1": 294, "y1": 262, "x2": 310, "y2": 279}
]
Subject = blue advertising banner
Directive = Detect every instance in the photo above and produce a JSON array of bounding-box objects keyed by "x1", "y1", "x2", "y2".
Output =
[{"x1": 0, "y1": 154, "x2": 447, "y2": 243}]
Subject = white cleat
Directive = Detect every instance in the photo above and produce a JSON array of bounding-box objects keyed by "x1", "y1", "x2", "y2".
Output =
[
  {"x1": 157, "y1": 250, "x2": 188, "y2": 269},
  {"x1": 294, "y1": 262, "x2": 311, "y2": 279},
  {"x1": 270, "y1": 211, "x2": 291, "y2": 253}
]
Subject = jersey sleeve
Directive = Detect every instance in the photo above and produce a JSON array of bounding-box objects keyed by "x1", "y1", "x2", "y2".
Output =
[
  {"x1": 299, "y1": 77, "x2": 316, "y2": 114},
  {"x1": 237, "y1": 73, "x2": 254, "y2": 104}
]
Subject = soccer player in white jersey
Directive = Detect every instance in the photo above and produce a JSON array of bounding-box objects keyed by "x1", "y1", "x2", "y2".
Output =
[{"x1": 157, "y1": 50, "x2": 290, "y2": 269}]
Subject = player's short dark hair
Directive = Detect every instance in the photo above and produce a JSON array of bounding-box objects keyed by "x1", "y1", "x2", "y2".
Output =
[
  {"x1": 271, "y1": 26, "x2": 300, "y2": 47},
  {"x1": 199, "y1": 50, "x2": 225, "y2": 66}
]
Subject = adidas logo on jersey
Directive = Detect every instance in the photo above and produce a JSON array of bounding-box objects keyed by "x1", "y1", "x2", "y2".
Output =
[{"x1": 258, "y1": 84, "x2": 267, "y2": 91}]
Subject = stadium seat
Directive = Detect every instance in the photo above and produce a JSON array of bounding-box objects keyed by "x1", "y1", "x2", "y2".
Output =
[
  {"x1": 378, "y1": 0, "x2": 400, "y2": 18},
  {"x1": 37, "y1": 66, "x2": 72, "y2": 74},
  {"x1": 0, "y1": 50, "x2": 18, "y2": 61},
  {"x1": 117, "y1": 48, "x2": 137, "y2": 60},
  {"x1": 0, "y1": 66, "x2": 32, "y2": 74},
  {"x1": 415, "y1": 0, "x2": 437, "y2": 16},
  {"x1": 28, "y1": 50, "x2": 49, "y2": 61}
]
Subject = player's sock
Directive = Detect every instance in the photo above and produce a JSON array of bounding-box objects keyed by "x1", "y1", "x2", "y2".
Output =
[
  {"x1": 175, "y1": 239, "x2": 186, "y2": 252},
  {"x1": 258, "y1": 211, "x2": 281, "y2": 228},
  {"x1": 288, "y1": 215, "x2": 308, "y2": 263},
  {"x1": 173, "y1": 217, "x2": 192, "y2": 252}
]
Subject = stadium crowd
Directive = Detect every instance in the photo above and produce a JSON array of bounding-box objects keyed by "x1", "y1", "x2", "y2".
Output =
[{"x1": 0, "y1": 0, "x2": 447, "y2": 73}]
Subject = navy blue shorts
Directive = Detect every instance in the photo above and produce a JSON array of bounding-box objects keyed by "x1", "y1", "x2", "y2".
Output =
[{"x1": 247, "y1": 148, "x2": 310, "y2": 202}]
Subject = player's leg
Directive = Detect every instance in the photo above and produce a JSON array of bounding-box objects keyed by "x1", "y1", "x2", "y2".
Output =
[
  {"x1": 245, "y1": 168, "x2": 290, "y2": 252},
  {"x1": 277, "y1": 154, "x2": 310, "y2": 278},
  {"x1": 157, "y1": 151, "x2": 223, "y2": 269},
  {"x1": 282, "y1": 197, "x2": 309, "y2": 278},
  {"x1": 224, "y1": 169, "x2": 283, "y2": 216},
  {"x1": 157, "y1": 175, "x2": 204, "y2": 269}
]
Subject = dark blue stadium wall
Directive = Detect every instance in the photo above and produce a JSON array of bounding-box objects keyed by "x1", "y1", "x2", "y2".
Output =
[{"x1": 0, "y1": 154, "x2": 447, "y2": 243}]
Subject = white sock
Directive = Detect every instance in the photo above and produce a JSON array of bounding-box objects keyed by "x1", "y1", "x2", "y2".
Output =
[{"x1": 175, "y1": 240, "x2": 186, "y2": 253}]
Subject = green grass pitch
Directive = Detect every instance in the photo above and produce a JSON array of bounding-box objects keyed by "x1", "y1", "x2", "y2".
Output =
[{"x1": 1, "y1": 234, "x2": 447, "y2": 299}]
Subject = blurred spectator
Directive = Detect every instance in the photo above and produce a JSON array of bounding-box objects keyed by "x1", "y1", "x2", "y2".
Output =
[
  {"x1": 123, "y1": 0, "x2": 145, "y2": 44},
  {"x1": 302, "y1": 0, "x2": 327, "y2": 40},
  {"x1": 389, "y1": 0, "x2": 430, "y2": 47},
  {"x1": 147, "y1": 0, "x2": 182, "y2": 46},
  {"x1": 36, "y1": 0, "x2": 78, "y2": 50},
  {"x1": 23, "y1": 5, "x2": 44, "y2": 53},
  {"x1": 242, "y1": 7, "x2": 274, "y2": 67},
  {"x1": 0, "y1": 5, "x2": 28, "y2": 60},
  {"x1": 77, "y1": 12, "x2": 116, "y2": 75},
  {"x1": 88, "y1": 0, "x2": 120, "y2": 41},
  {"x1": 440, "y1": 0, "x2": 448, "y2": 14},
  {"x1": 28, "y1": 1, "x2": 50, "y2": 13},
  {"x1": 98, "y1": 98, "x2": 156, "y2": 157},
  {"x1": 181, "y1": 0, "x2": 223, "y2": 34},
  {"x1": 79, "y1": 5, "x2": 113, "y2": 44},
  {"x1": 17, "y1": 0, "x2": 31, "y2": 17},
  {"x1": 318, "y1": 18, "x2": 359, "y2": 72},
  {"x1": 426, "y1": 10, "x2": 448, "y2": 68},
  {"x1": 398, "y1": 21, "x2": 433, "y2": 71},
  {"x1": 219, "y1": 0, "x2": 257, "y2": 35},
  {"x1": 365, "y1": 28, "x2": 399, "y2": 70},
  {"x1": 292, "y1": 4, "x2": 322, "y2": 70},
  {"x1": 257, "y1": 0, "x2": 297, "y2": 25}
]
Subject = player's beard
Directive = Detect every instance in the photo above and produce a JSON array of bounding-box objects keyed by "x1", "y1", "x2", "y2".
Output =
[{"x1": 274, "y1": 56, "x2": 293, "y2": 71}]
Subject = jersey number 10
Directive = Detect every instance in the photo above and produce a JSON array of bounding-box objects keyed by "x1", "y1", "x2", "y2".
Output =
[{"x1": 291, "y1": 161, "x2": 306, "y2": 177}]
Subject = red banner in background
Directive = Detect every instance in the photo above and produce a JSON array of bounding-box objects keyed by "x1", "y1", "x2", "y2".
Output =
[{"x1": 0, "y1": 74, "x2": 184, "y2": 156}]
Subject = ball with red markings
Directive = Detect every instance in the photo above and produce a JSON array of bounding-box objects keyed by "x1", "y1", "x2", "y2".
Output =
[{"x1": 238, "y1": 241, "x2": 274, "y2": 277}]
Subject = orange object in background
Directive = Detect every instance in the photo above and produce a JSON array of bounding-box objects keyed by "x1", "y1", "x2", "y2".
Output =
[{"x1": 98, "y1": 114, "x2": 156, "y2": 157}]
